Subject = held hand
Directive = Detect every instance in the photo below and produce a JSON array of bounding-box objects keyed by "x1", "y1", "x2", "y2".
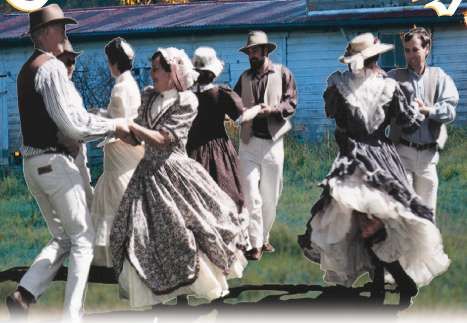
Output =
[
  {"x1": 117, "y1": 122, "x2": 140, "y2": 146},
  {"x1": 414, "y1": 98, "x2": 432, "y2": 116},
  {"x1": 115, "y1": 119, "x2": 130, "y2": 139},
  {"x1": 115, "y1": 119, "x2": 141, "y2": 146},
  {"x1": 257, "y1": 103, "x2": 274, "y2": 117},
  {"x1": 128, "y1": 120, "x2": 146, "y2": 145},
  {"x1": 159, "y1": 129, "x2": 172, "y2": 143},
  {"x1": 120, "y1": 132, "x2": 140, "y2": 146}
]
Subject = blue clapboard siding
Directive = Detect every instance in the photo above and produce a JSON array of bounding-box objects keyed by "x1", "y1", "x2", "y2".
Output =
[
  {"x1": 0, "y1": 46, "x2": 31, "y2": 165},
  {"x1": 432, "y1": 26, "x2": 467, "y2": 124},
  {"x1": 1, "y1": 27, "x2": 467, "y2": 166},
  {"x1": 287, "y1": 30, "x2": 344, "y2": 139},
  {"x1": 0, "y1": 72, "x2": 8, "y2": 165}
]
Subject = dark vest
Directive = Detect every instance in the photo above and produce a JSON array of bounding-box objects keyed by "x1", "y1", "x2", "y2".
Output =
[{"x1": 17, "y1": 50, "x2": 61, "y2": 150}]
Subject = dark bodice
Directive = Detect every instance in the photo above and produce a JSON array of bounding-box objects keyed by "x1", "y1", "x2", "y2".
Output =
[
  {"x1": 324, "y1": 84, "x2": 420, "y2": 148},
  {"x1": 187, "y1": 86, "x2": 243, "y2": 152}
]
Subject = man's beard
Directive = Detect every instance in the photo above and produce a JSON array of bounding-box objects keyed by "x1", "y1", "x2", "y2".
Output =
[{"x1": 249, "y1": 57, "x2": 265, "y2": 71}]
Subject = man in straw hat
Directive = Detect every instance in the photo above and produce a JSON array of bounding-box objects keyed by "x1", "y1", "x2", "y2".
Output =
[
  {"x1": 234, "y1": 30, "x2": 297, "y2": 260},
  {"x1": 6, "y1": 4, "x2": 130, "y2": 321},
  {"x1": 388, "y1": 27, "x2": 458, "y2": 218}
]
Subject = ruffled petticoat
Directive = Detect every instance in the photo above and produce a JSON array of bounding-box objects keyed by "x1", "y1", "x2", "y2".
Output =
[
  {"x1": 303, "y1": 166, "x2": 450, "y2": 287},
  {"x1": 118, "y1": 250, "x2": 247, "y2": 308}
]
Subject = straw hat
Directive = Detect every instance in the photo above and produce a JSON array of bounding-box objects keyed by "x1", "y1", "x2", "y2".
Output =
[
  {"x1": 239, "y1": 30, "x2": 276, "y2": 54},
  {"x1": 192, "y1": 47, "x2": 224, "y2": 78},
  {"x1": 29, "y1": 4, "x2": 77, "y2": 34},
  {"x1": 339, "y1": 33, "x2": 394, "y2": 71}
]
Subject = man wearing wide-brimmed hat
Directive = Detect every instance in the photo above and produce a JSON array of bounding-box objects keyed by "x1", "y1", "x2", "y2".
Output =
[
  {"x1": 6, "y1": 4, "x2": 129, "y2": 321},
  {"x1": 388, "y1": 27, "x2": 458, "y2": 218},
  {"x1": 234, "y1": 30, "x2": 297, "y2": 261}
]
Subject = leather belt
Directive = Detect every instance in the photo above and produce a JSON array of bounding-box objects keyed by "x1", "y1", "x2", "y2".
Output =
[
  {"x1": 43, "y1": 148, "x2": 73, "y2": 158},
  {"x1": 400, "y1": 138, "x2": 437, "y2": 151}
]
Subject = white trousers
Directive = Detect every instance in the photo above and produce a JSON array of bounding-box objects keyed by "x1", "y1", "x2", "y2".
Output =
[
  {"x1": 74, "y1": 144, "x2": 94, "y2": 207},
  {"x1": 239, "y1": 137, "x2": 284, "y2": 249},
  {"x1": 20, "y1": 153, "x2": 95, "y2": 321},
  {"x1": 396, "y1": 144, "x2": 439, "y2": 215}
]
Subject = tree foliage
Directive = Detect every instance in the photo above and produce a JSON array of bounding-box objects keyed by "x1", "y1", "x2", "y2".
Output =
[
  {"x1": 0, "y1": 0, "x2": 193, "y2": 13},
  {"x1": 0, "y1": 0, "x2": 197, "y2": 13},
  {"x1": 121, "y1": 0, "x2": 190, "y2": 4}
]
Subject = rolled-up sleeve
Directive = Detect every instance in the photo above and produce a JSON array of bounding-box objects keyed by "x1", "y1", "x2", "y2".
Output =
[
  {"x1": 274, "y1": 66, "x2": 297, "y2": 119},
  {"x1": 35, "y1": 59, "x2": 117, "y2": 142},
  {"x1": 428, "y1": 70, "x2": 458, "y2": 124}
]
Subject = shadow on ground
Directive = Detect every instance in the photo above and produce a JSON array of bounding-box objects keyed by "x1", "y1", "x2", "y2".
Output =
[{"x1": 1, "y1": 266, "x2": 408, "y2": 323}]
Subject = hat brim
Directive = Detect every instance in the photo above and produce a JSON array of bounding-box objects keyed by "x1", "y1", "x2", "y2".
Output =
[
  {"x1": 58, "y1": 50, "x2": 82, "y2": 57},
  {"x1": 194, "y1": 61, "x2": 224, "y2": 78},
  {"x1": 29, "y1": 17, "x2": 78, "y2": 34},
  {"x1": 339, "y1": 43, "x2": 394, "y2": 64},
  {"x1": 239, "y1": 43, "x2": 277, "y2": 54}
]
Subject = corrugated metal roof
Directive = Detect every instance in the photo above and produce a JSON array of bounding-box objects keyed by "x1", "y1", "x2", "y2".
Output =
[
  {"x1": 0, "y1": 0, "x2": 306, "y2": 41},
  {"x1": 0, "y1": 0, "x2": 465, "y2": 43}
]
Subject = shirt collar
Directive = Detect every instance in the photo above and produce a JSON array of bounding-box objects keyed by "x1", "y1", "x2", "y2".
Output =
[
  {"x1": 35, "y1": 48, "x2": 55, "y2": 58},
  {"x1": 195, "y1": 83, "x2": 215, "y2": 93},
  {"x1": 408, "y1": 66, "x2": 429, "y2": 80},
  {"x1": 248, "y1": 61, "x2": 275, "y2": 79}
]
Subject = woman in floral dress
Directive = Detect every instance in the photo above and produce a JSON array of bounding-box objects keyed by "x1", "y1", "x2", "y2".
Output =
[
  {"x1": 298, "y1": 33, "x2": 450, "y2": 306},
  {"x1": 110, "y1": 47, "x2": 247, "y2": 307}
]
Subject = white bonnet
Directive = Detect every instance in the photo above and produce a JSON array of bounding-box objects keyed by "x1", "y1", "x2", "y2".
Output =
[
  {"x1": 157, "y1": 47, "x2": 199, "y2": 91},
  {"x1": 192, "y1": 47, "x2": 224, "y2": 78}
]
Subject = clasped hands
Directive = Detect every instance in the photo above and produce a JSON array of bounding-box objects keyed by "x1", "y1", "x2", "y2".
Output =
[
  {"x1": 256, "y1": 103, "x2": 276, "y2": 118},
  {"x1": 115, "y1": 119, "x2": 141, "y2": 146},
  {"x1": 414, "y1": 98, "x2": 432, "y2": 117},
  {"x1": 115, "y1": 119, "x2": 171, "y2": 147}
]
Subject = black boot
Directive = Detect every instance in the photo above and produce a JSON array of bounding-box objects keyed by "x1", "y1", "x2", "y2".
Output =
[
  {"x1": 370, "y1": 260, "x2": 385, "y2": 304},
  {"x1": 383, "y1": 260, "x2": 418, "y2": 308},
  {"x1": 6, "y1": 286, "x2": 35, "y2": 318},
  {"x1": 366, "y1": 242, "x2": 386, "y2": 304}
]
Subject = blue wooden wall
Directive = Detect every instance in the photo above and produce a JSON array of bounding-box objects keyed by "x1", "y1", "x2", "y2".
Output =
[
  {"x1": 0, "y1": 72, "x2": 8, "y2": 165},
  {"x1": 1, "y1": 26, "x2": 466, "y2": 165}
]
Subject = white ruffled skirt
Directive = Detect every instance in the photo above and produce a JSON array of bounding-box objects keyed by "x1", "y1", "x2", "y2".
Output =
[
  {"x1": 118, "y1": 250, "x2": 247, "y2": 308},
  {"x1": 91, "y1": 141, "x2": 144, "y2": 267},
  {"x1": 307, "y1": 168, "x2": 450, "y2": 287}
]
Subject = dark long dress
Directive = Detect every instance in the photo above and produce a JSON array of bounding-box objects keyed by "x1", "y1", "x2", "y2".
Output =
[
  {"x1": 187, "y1": 85, "x2": 245, "y2": 212},
  {"x1": 298, "y1": 70, "x2": 449, "y2": 288}
]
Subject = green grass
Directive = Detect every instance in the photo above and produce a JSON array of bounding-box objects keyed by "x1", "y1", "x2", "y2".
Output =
[{"x1": 0, "y1": 126, "x2": 465, "y2": 317}]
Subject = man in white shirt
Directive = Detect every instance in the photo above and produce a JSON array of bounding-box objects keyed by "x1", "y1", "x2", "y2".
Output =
[
  {"x1": 6, "y1": 4, "x2": 129, "y2": 321},
  {"x1": 388, "y1": 27, "x2": 458, "y2": 217}
]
